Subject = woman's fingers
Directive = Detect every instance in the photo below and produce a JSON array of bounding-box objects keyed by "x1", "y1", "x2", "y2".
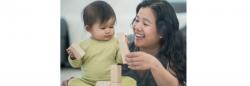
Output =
[
  {"x1": 126, "y1": 52, "x2": 143, "y2": 63},
  {"x1": 126, "y1": 51, "x2": 159, "y2": 70},
  {"x1": 127, "y1": 61, "x2": 141, "y2": 66},
  {"x1": 126, "y1": 52, "x2": 146, "y2": 70},
  {"x1": 126, "y1": 52, "x2": 140, "y2": 58},
  {"x1": 126, "y1": 56, "x2": 142, "y2": 63},
  {"x1": 128, "y1": 62, "x2": 147, "y2": 70},
  {"x1": 125, "y1": 52, "x2": 141, "y2": 61},
  {"x1": 130, "y1": 52, "x2": 140, "y2": 57}
]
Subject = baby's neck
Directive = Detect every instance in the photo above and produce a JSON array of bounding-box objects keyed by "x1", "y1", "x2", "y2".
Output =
[{"x1": 90, "y1": 36, "x2": 112, "y2": 41}]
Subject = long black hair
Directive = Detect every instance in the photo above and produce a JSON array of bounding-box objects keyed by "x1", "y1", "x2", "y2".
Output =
[{"x1": 132, "y1": 0, "x2": 186, "y2": 85}]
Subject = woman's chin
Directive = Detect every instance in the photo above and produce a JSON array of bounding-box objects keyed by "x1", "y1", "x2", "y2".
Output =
[{"x1": 135, "y1": 41, "x2": 144, "y2": 47}]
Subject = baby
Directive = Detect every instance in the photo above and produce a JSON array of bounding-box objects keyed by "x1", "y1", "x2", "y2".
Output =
[{"x1": 66, "y1": 1, "x2": 122, "y2": 86}]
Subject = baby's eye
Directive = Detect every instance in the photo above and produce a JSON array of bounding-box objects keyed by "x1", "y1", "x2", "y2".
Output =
[
  {"x1": 100, "y1": 27, "x2": 105, "y2": 29},
  {"x1": 135, "y1": 19, "x2": 139, "y2": 22}
]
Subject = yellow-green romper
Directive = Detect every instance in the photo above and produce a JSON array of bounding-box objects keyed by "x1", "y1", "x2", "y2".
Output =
[{"x1": 68, "y1": 37, "x2": 136, "y2": 86}]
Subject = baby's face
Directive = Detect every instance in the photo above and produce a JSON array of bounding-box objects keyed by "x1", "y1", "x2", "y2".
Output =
[{"x1": 88, "y1": 18, "x2": 115, "y2": 41}]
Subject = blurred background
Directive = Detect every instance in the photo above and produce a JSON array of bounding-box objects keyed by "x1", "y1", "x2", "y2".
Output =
[{"x1": 61, "y1": 0, "x2": 186, "y2": 81}]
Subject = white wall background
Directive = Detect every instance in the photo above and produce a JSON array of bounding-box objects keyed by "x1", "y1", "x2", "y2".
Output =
[{"x1": 61, "y1": 0, "x2": 186, "y2": 43}]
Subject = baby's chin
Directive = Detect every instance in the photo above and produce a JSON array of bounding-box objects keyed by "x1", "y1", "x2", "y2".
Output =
[
  {"x1": 102, "y1": 37, "x2": 113, "y2": 41},
  {"x1": 92, "y1": 36, "x2": 113, "y2": 41}
]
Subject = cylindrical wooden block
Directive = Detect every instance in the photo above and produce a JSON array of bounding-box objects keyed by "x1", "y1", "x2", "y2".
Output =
[
  {"x1": 111, "y1": 65, "x2": 122, "y2": 83},
  {"x1": 95, "y1": 81, "x2": 110, "y2": 86}
]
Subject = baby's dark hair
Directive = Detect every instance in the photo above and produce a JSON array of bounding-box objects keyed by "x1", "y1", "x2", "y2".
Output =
[{"x1": 82, "y1": 1, "x2": 116, "y2": 27}]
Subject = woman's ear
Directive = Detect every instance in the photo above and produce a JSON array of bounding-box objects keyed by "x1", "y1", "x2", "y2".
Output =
[{"x1": 160, "y1": 35, "x2": 163, "y2": 39}]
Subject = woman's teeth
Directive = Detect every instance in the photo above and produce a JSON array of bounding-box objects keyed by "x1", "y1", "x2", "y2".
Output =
[{"x1": 135, "y1": 34, "x2": 145, "y2": 39}]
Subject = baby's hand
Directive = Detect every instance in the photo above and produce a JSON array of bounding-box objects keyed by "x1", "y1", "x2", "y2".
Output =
[
  {"x1": 66, "y1": 43, "x2": 85, "y2": 60},
  {"x1": 66, "y1": 47, "x2": 77, "y2": 60}
]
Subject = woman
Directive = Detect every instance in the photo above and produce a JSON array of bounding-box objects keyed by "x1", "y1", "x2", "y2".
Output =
[{"x1": 122, "y1": 0, "x2": 186, "y2": 86}]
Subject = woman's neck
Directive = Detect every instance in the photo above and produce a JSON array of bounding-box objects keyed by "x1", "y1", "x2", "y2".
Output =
[{"x1": 139, "y1": 44, "x2": 160, "y2": 56}]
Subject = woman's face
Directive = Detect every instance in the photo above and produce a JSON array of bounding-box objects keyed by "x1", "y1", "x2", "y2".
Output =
[{"x1": 132, "y1": 7, "x2": 161, "y2": 48}]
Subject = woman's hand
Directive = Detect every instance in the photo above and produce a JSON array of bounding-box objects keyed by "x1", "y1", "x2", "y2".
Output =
[{"x1": 125, "y1": 51, "x2": 160, "y2": 70}]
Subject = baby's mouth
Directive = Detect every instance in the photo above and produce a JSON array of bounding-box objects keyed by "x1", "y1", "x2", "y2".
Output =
[{"x1": 104, "y1": 35, "x2": 112, "y2": 38}]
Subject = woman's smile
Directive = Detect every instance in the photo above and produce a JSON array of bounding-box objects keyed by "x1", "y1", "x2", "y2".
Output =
[{"x1": 135, "y1": 33, "x2": 145, "y2": 41}]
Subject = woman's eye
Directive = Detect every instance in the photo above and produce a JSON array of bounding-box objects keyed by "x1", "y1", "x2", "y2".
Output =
[{"x1": 101, "y1": 28, "x2": 105, "y2": 29}]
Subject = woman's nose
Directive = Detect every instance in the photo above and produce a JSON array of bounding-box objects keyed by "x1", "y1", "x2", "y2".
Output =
[{"x1": 133, "y1": 22, "x2": 143, "y2": 31}]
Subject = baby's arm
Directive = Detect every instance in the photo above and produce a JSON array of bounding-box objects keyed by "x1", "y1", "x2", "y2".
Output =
[
  {"x1": 66, "y1": 43, "x2": 85, "y2": 68},
  {"x1": 115, "y1": 48, "x2": 123, "y2": 64}
]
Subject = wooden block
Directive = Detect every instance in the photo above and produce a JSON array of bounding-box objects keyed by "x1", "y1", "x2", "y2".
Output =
[
  {"x1": 111, "y1": 82, "x2": 121, "y2": 86},
  {"x1": 69, "y1": 43, "x2": 85, "y2": 60},
  {"x1": 95, "y1": 81, "x2": 110, "y2": 86},
  {"x1": 117, "y1": 32, "x2": 130, "y2": 64},
  {"x1": 111, "y1": 65, "x2": 121, "y2": 83}
]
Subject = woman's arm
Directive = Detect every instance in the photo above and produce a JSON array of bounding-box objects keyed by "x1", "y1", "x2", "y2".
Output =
[
  {"x1": 150, "y1": 59, "x2": 179, "y2": 86},
  {"x1": 126, "y1": 52, "x2": 179, "y2": 86}
]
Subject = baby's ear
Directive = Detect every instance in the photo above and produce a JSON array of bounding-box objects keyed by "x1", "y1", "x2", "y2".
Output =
[{"x1": 85, "y1": 25, "x2": 90, "y2": 32}]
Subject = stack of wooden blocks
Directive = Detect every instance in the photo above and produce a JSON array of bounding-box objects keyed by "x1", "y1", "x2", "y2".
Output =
[
  {"x1": 95, "y1": 81, "x2": 110, "y2": 86},
  {"x1": 95, "y1": 65, "x2": 122, "y2": 86},
  {"x1": 110, "y1": 64, "x2": 122, "y2": 86}
]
